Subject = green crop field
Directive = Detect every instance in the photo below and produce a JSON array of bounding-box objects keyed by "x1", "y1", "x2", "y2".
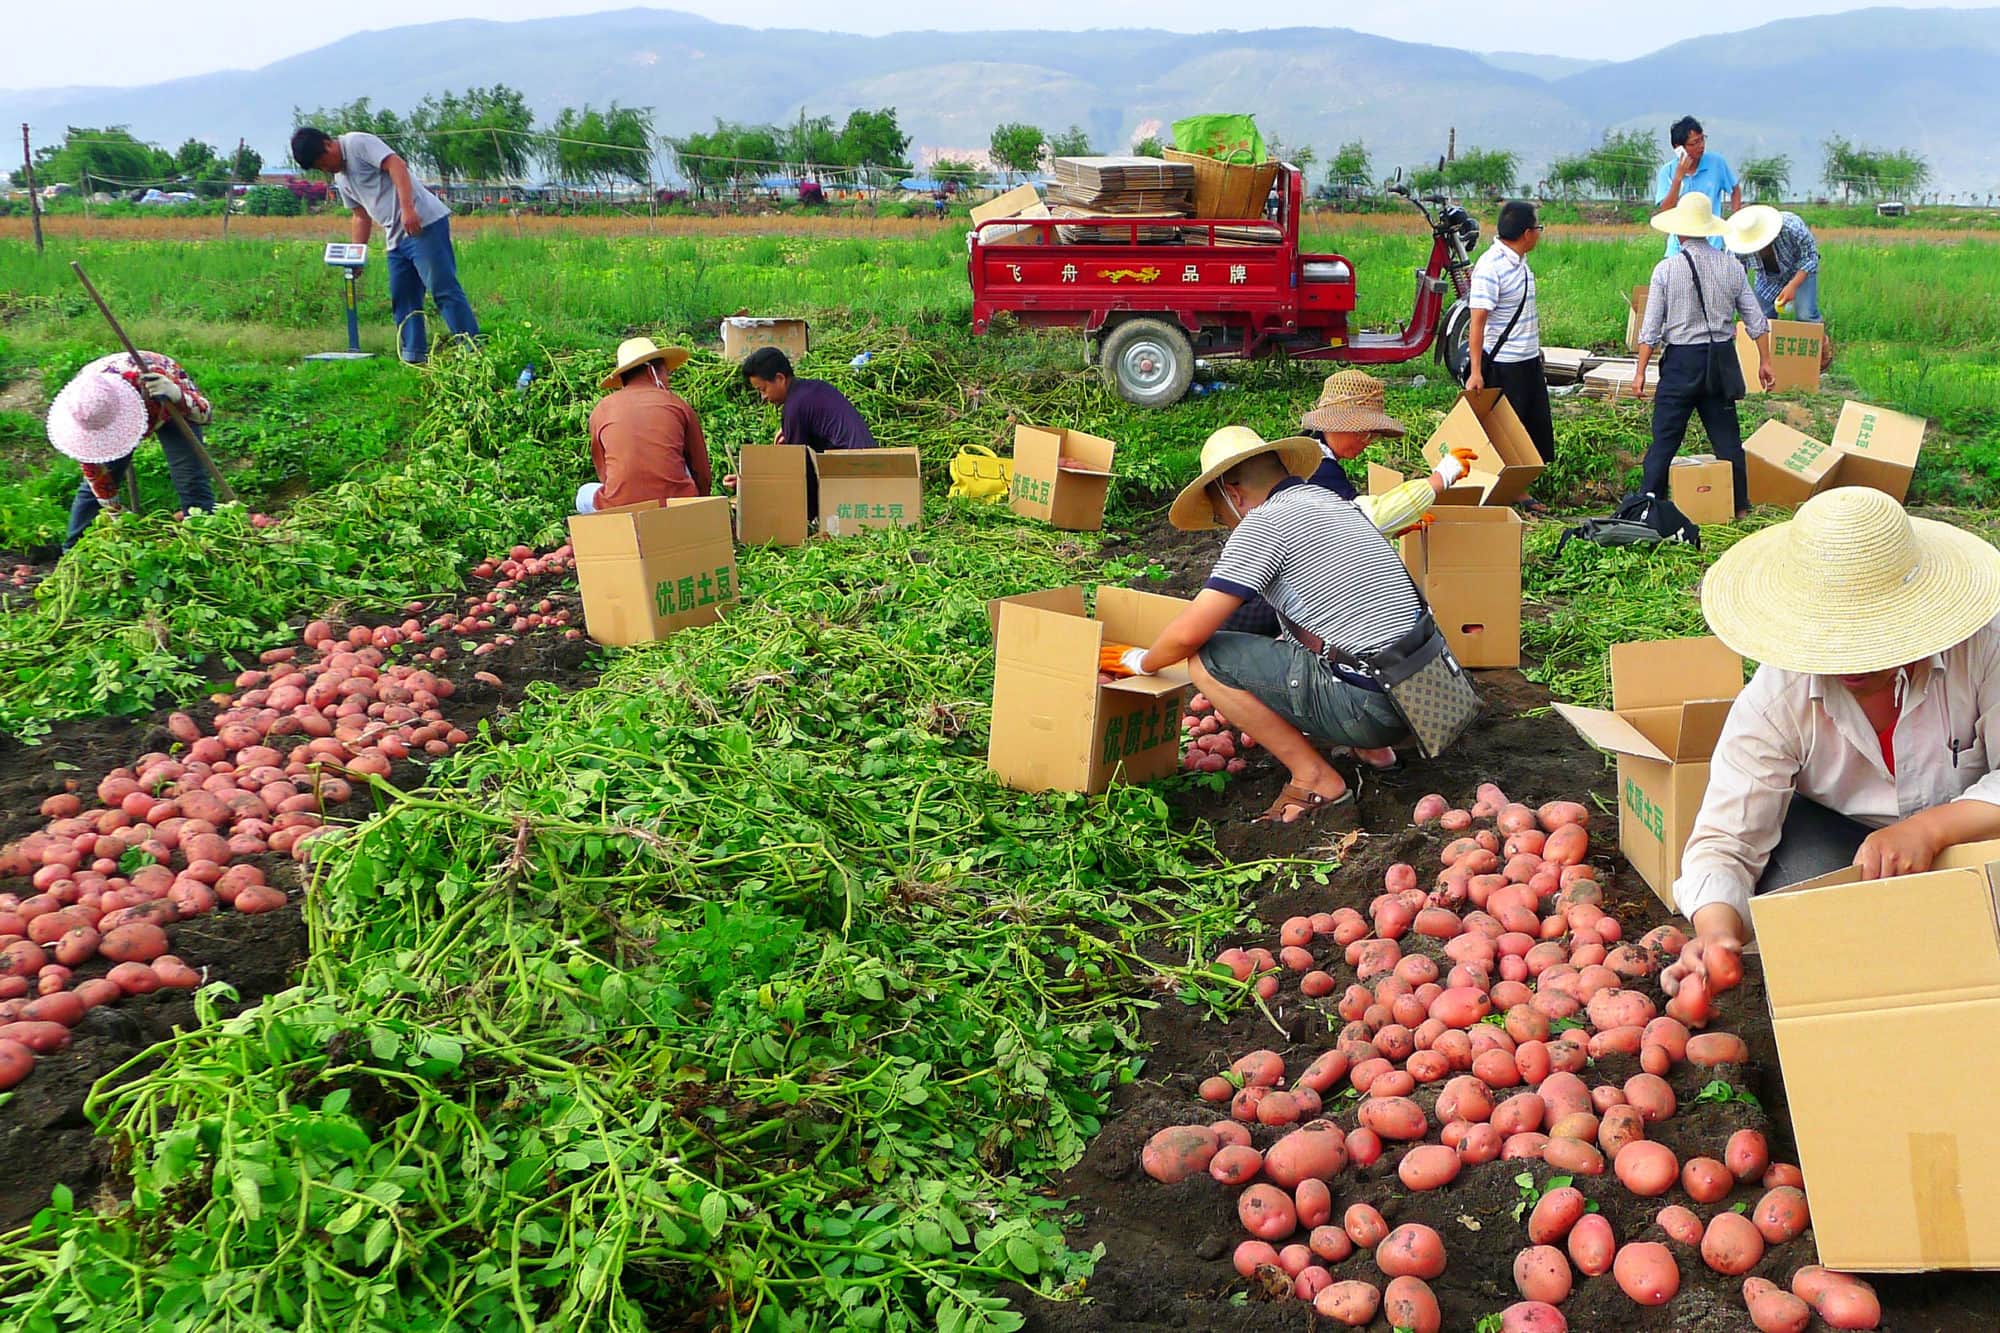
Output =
[{"x1": 0, "y1": 217, "x2": 1996, "y2": 1331}]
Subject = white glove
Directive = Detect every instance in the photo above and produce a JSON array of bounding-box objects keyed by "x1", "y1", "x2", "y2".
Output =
[
  {"x1": 575, "y1": 482, "x2": 603, "y2": 514},
  {"x1": 140, "y1": 371, "x2": 183, "y2": 405},
  {"x1": 1120, "y1": 648, "x2": 1151, "y2": 677},
  {"x1": 1431, "y1": 452, "x2": 1468, "y2": 485}
]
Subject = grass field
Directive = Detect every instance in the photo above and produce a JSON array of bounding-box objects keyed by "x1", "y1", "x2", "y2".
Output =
[{"x1": 0, "y1": 215, "x2": 1996, "y2": 1330}]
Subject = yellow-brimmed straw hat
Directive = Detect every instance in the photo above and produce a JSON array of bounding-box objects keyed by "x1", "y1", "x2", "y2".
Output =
[
  {"x1": 1701, "y1": 488, "x2": 2000, "y2": 675},
  {"x1": 602, "y1": 336, "x2": 690, "y2": 389},
  {"x1": 1649, "y1": 190, "x2": 1728, "y2": 239},
  {"x1": 1300, "y1": 369, "x2": 1405, "y2": 438},
  {"x1": 1169, "y1": 426, "x2": 1324, "y2": 531},
  {"x1": 1724, "y1": 204, "x2": 1784, "y2": 256}
]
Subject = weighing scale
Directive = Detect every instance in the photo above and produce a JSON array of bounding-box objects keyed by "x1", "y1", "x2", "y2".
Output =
[{"x1": 306, "y1": 243, "x2": 375, "y2": 361}]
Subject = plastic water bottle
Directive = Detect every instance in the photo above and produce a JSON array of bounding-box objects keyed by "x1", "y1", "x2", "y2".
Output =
[
  {"x1": 514, "y1": 365, "x2": 535, "y2": 396},
  {"x1": 850, "y1": 351, "x2": 873, "y2": 368},
  {"x1": 1411, "y1": 374, "x2": 1429, "y2": 388}
]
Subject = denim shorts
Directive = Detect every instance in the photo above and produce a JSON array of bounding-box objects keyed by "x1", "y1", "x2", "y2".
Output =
[{"x1": 1198, "y1": 632, "x2": 1408, "y2": 748}]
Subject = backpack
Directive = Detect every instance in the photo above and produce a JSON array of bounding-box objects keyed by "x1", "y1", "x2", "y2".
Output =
[{"x1": 1557, "y1": 491, "x2": 1701, "y2": 556}]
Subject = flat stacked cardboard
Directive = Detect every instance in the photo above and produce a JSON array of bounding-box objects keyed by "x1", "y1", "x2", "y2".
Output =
[
  {"x1": 568, "y1": 497, "x2": 737, "y2": 647},
  {"x1": 735, "y1": 444, "x2": 809, "y2": 547},
  {"x1": 815, "y1": 448, "x2": 924, "y2": 536},
  {"x1": 1830, "y1": 400, "x2": 1927, "y2": 502},
  {"x1": 1670, "y1": 454, "x2": 1735, "y2": 526},
  {"x1": 1580, "y1": 359, "x2": 1660, "y2": 399},
  {"x1": 720, "y1": 317, "x2": 809, "y2": 363},
  {"x1": 1745, "y1": 420, "x2": 1844, "y2": 507},
  {"x1": 1539, "y1": 348, "x2": 1601, "y2": 384},
  {"x1": 969, "y1": 183, "x2": 1050, "y2": 246},
  {"x1": 1421, "y1": 389, "x2": 1546, "y2": 505},
  {"x1": 987, "y1": 585, "x2": 1194, "y2": 794},
  {"x1": 1047, "y1": 156, "x2": 1194, "y2": 211},
  {"x1": 1750, "y1": 839, "x2": 2000, "y2": 1271},
  {"x1": 1010, "y1": 425, "x2": 1116, "y2": 531},
  {"x1": 1370, "y1": 465, "x2": 1523, "y2": 669},
  {"x1": 1552, "y1": 637, "x2": 1744, "y2": 908}
]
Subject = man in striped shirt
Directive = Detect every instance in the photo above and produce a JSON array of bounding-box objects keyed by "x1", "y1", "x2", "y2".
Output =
[
  {"x1": 1465, "y1": 201, "x2": 1554, "y2": 508},
  {"x1": 1104, "y1": 428, "x2": 1428, "y2": 824}
]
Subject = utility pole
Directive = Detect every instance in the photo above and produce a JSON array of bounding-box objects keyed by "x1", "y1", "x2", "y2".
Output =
[
  {"x1": 20, "y1": 124, "x2": 43, "y2": 254},
  {"x1": 1447, "y1": 127, "x2": 1456, "y2": 163}
]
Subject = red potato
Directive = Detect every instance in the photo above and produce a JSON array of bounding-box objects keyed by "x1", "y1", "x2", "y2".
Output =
[
  {"x1": 1430, "y1": 985, "x2": 1492, "y2": 1028},
  {"x1": 1501, "y1": 1301, "x2": 1568, "y2": 1333},
  {"x1": 1493, "y1": 1092, "x2": 1546, "y2": 1138},
  {"x1": 1436, "y1": 1075, "x2": 1494, "y2": 1125},
  {"x1": 1727, "y1": 1129, "x2": 1770, "y2": 1182},
  {"x1": 1513, "y1": 1244, "x2": 1571, "y2": 1305},
  {"x1": 1238, "y1": 1184, "x2": 1297, "y2": 1241},
  {"x1": 1567, "y1": 1213, "x2": 1616, "y2": 1276},
  {"x1": 1276, "y1": 1243, "x2": 1313, "y2": 1278},
  {"x1": 1598, "y1": 1105, "x2": 1647, "y2": 1159},
  {"x1": 1310, "y1": 1224, "x2": 1354, "y2": 1263},
  {"x1": 100, "y1": 922, "x2": 169, "y2": 964},
  {"x1": 1294, "y1": 1177, "x2": 1333, "y2": 1230},
  {"x1": 1537, "y1": 801, "x2": 1589, "y2": 831},
  {"x1": 1541, "y1": 1138, "x2": 1604, "y2": 1176},
  {"x1": 1294, "y1": 1264, "x2": 1332, "y2": 1302},
  {"x1": 1376, "y1": 1222, "x2": 1446, "y2": 1280},
  {"x1": 235, "y1": 885, "x2": 288, "y2": 913},
  {"x1": 1537, "y1": 1072, "x2": 1590, "y2": 1121},
  {"x1": 1233, "y1": 1239, "x2": 1280, "y2": 1278},
  {"x1": 107, "y1": 961, "x2": 161, "y2": 995},
  {"x1": 1294, "y1": 1049, "x2": 1348, "y2": 1094},
  {"x1": 2, "y1": 940, "x2": 49, "y2": 978},
  {"x1": 1528, "y1": 1186, "x2": 1585, "y2": 1245},
  {"x1": 72, "y1": 977, "x2": 122, "y2": 1009},
  {"x1": 1799, "y1": 1273, "x2": 1881, "y2": 1330},
  {"x1": 1345, "y1": 1202, "x2": 1389, "y2": 1248},
  {"x1": 1680, "y1": 1156, "x2": 1732, "y2": 1205},
  {"x1": 1257, "y1": 1090, "x2": 1302, "y2": 1127},
  {"x1": 1615, "y1": 1141, "x2": 1680, "y2": 1197},
  {"x1": 1314, "y1": 1280, "x2": 1381, "y2": 1326},
  {"x1": 1502, "y1": 1133, "x2": 1550, "y2": 1160},
  {"x1": 1232, "y1": 1048, "x2": 1285, "y2": 1087},
  {"x1": 1210, "y1": 1120, "x2": 1251, "y2": 1149},
  {"x1": 1743, "y1": 1277, "x2": 1811, "y2": 1333},
  {"x1": 1345, "y1": 1127, "x2": 1383, "y2": 1167},
  {"x1": 1199, "y1": 1075, "x2": 1234, "y2": 1103},
  {"x1": 1209, "y1": 1144, "x2": 1263, "y2": 1186},
  {"x1": 1752, "y1": 1186, "x2": 1810, "y2": 1244},
  {"x1": 1265, "y1": 1124, "x2": 1348, "y2": 1186},
  {"x1": 0, "y1": 1020, "x2": 72, "y2": 1053},
  {"x1": 1613, "y1": 1242, "x2": 1680, "y2": 1306},
  {"x1": 1656, "y1": 1205, "x2": 1704, "y2": 1247},
  {"x1": 1141, "y1": 1125, "x2": 1220, "y2": 1184},
  {"x1": 1623, "y1": 1074, "x2": 1677, "y2": 1124},
  {"x1": 1359, "y1": 1096, "x2": 1428, "y2": 1141},
  {"x1": 1686, "y1": 1032, "x2": 1750, "y2": 1066},
  {"x1": 1763, "y1": 1162, "x2": 1805, "y2": 1190},
  {"x1": 1701, "y1": 1211, "x2": 1765, "y2": 1276},
  {"x1": 20, "y1": 991, "x2": 85, "y2": 1027},
  {"x1": 1397, "y1": 1144, "x2": 1460, "y2": 1191},
  {"x1": 1548, "y1": 1111, "x2": 1599, "y2": 1143},
  {"x1": 0, "y1": 1036, "x2": 33, "y2": 1088},
  {"x1": 1542, "y1": 824, "x2": 1589, "y2": 866},
  {"x1": 1382, "y1": 1275, "x2": 1442, "y2": 1333},
  {"x1": 152, "y1": 956, "x2": 200, "y2": 989}
]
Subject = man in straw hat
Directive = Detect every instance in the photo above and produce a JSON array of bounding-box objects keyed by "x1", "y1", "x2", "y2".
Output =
[
  {"x1": 1100, "y1": 425, "x2": 1446, "y2": 824},
  {"x1": 47, "y1": 349, "x2": 216, "y2": 550},
  {"x1": 1660, "y1": 488, "x2": 2000, "y2": 996},
  {"x1": 1633, "y1": 191, "x2": 1775, "y2": 517},
  {"x1": 1725, "y1": 204, "x2": 1822, "y2": 322},
  {"x1": 577, "y1": 337, "x2": 710, "y2": 514}
]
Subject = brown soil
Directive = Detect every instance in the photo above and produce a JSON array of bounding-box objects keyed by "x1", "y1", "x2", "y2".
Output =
[{"x1": 1017, "y1": 514, "x2": 2000, "y2": 1331}]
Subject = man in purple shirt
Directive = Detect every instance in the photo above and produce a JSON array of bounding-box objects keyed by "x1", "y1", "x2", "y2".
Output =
[{"x1": 740, "y1": 347, "x2": 877, "y2": 518}]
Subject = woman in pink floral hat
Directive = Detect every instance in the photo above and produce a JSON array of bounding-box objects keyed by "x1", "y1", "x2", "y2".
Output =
[{"x1": 46, "y1": 350, "x2": 215, "y2": 549}]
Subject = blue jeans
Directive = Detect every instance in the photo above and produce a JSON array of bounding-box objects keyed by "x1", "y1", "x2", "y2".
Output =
[
  {"x1": 386, "y1": 217, "x2": 479, "y2": 363},
  {"x1": 1758, "y1": 270, "x2": 1821, "y2": 321},
  {"x1": 66, "y1": 418, "x2": 216, "y2": 549}
]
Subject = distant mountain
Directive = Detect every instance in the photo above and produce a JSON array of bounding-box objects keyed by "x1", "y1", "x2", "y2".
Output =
[
  {"x1": 4, "y1": 6, "x2": 1996, "y2": 195},
  {"x1": 1480, "y1": 51, "x2": 1608, "y2": 81}
]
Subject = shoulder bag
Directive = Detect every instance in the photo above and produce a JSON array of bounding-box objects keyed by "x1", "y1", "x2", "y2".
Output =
[{"x1": 1683, "y1": 251, "x2": 1747, "y2": 402}]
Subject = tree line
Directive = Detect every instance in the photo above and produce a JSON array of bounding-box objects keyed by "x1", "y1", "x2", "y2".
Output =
[{"x1": 29, "y1": 129, "x2": 262, "y2": 196}]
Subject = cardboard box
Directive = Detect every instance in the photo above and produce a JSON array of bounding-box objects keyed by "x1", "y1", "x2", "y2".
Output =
[
  {"x1": 815, "y1": 448, "x2": 924, "y2": 536},
  {"x1": 1744, "y1": 420, "x2": 1844, "y2": 508},
  {"x1": 720, "y1": 317, "x2": 809, "y2": 364},
  {"x1": 735, "y1": 444, "x2": 809, "y2": 547},
  {"x1": 1421, "y1": 389, "x2": 1546, "y2": 506},
  {"x1": 1670, "y1": 454, "x2": 1735, "y2": 526},
  {"x1": 1624, "y1": 285, "x2": 1650, "y2": 352},
  {"x1": 1830, "y1": 400, "x2": 1927, "y2": 503},
  {"x1": 1750, "y1": 839, "x2": 2000, "y2": 1271},
  {"x1": 567, "y1": 497, "x2": 737, "y2": 647},
  {"x1": 988, "y1": 585, "x2": 1194, "y2": 794},
  {"x1": 1368, "y1": 465, "x2": 1520, "y2": 668},
  {"x1": 1552, "y1": 637, "x2": 1744, "y2": 908},
  {"x1": 1010, "y1": 424, "x2": 1116, "y2": 531},
  {"x1": 1732, "y1": 320, "x2": 1825, "y2": 394},
  {"x1": 970, "y1": 183, "x2": 1049, "y2": 246}
]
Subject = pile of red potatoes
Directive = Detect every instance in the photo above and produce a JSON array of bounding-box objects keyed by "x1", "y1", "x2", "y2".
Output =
[
  {"x1": 1181, "y1": 693, "x2": 1254, "y2": 776},
  {"x1": 0, "y1": 545, "x2": 579, "y2": 1093},
  {"x1": 1140, "y1": 783, "x2": 1881, "y2": 1332}
]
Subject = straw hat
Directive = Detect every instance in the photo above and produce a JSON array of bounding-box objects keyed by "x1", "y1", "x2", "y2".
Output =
[
  {"x1": 1724, "y1": 204, "x2": 1784, "y2": 256},
  {"x1": 1649, "y1": 191, "x2": 1727, "y2": 239},
  {"x1": 1169, "y1": 426, "x2": 1323, "y2": 531},
  {"x1": 1300, "y1": 369, "x2": 1406, "y2": 438},
  {"x1": 602, "y1": 336, "x2": 690, "y2": 389},
  {"x1": 47, "y1": 368, "x2": 147, "y2": 464},
  {"x1": 1701, "y1": 488, "x2": 2000, "y2": 675}
]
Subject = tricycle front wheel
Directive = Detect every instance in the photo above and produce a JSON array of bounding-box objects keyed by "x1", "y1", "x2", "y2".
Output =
[{"x1": 1099, "y1": 318, "x2": 1194, "y2": 408}]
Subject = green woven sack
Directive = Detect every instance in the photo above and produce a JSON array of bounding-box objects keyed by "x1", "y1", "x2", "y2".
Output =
[{"x1": 1169, "y1": 114, "x2": 1266, "y2": 165}]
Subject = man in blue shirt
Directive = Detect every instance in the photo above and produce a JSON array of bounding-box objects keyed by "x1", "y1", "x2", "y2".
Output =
[{"x1": 1654, "y1": 116, "x2": 1740, "y2": 255}]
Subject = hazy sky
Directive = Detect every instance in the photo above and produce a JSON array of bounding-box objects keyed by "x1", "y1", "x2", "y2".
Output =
[{"x1": 10, "y1": 0, "x2": 1998, "y2": 90}]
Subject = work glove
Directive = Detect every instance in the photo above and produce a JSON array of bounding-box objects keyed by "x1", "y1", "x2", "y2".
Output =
[
  {"x1": 1431, "y1": 447, "x2": 1479, "y2": 485},
  {"x1": 574, "y1": 482, "x2": 603, "y2": 514},
  {"x1": 139, "y1": 371, "x2": 183, "y2": 405},
  {"x1": 1098, "y1": 642, "x2": 1151, "y2": 678},
  {"x1": 1390, "y1": 513, "x2": 1436, "y2": 539}
]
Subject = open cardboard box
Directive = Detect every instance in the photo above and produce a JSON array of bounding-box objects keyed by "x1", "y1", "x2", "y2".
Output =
[
  {"x1": 1670, "y1": 454, "x2": 1735, "y2": 526},
  {"x1": 720, "y1": 316, "x2": 809, "y2": 363},
  {"x1": 815, "y1": 448, "x2": 924, "y2": 536},
  {"x1": 1745, "y1": 420, "x2": 1845, "y2": 508},
  {"x1": 970, "y1": 183, "x2": 1049, "y2": 246},
  {"x1": 987, "y1": 585, "x2": 1193, "y2": 794},
  {"x1": 567, "y1": 496, "x2": 737, "y2": 647},
  {"x1": 1010, "y1": 424, "x2": 1116, "y2": 531},
  {"x1": 1368, "y1": 465, "x2": 1521, "y2": 668},
  {"x1": 1831, "y1": 400, "x2": 1927, "y2": 503},
  {"x1": 1552, "y1": 637, "x2": 1744, "y2": 908},
  {"x1": 735, "y1": 444, "x2": 809, "y2": 547},
  {"x1": 1750, "y1": 838, "x2": 2000, "y2": 1271},
  {"x1": 1421, "y1": 389, "x2": 1546, "y2": 506}
]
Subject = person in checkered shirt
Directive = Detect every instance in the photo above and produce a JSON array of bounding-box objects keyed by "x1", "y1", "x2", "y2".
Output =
[{"x1": 45, "y1": 350, "x2": 216, "y2": 549}]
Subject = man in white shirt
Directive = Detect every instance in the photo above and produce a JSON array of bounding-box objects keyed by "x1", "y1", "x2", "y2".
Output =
[
  {"x1": 1465, "y1": 201, "x2": 1553, "y2": 510},
  {"x1": 290, "y1": 126, "x2": 479, "y2": 364}
]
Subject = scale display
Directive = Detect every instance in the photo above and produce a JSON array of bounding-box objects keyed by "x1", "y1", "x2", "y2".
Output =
[{"x1": 322, "y1": 243, "x2": 369, "y2": 268}]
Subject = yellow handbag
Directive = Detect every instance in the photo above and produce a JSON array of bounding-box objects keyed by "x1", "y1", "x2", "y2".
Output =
[{"x1": 948, "y1": 443, "x2": 1013, "y2": 502}]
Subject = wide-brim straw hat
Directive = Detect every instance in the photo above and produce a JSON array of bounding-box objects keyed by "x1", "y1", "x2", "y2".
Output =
[
  {"x1": 47, "y1": 369, "x2": 147, "y2": 464},
  {"x1": 1169, "y1": 426, "x2": 1324, "y2": 531},
  {"x1": 1724, "y1": 204, "x2": 1784, "y2": 255},
  {"x1": 1300, "y1": 368, "x2": 1405, "y2": 438},
  {"x1": 602, "y1": 336, "x2": 690, "y2": 389},
  {"x1": 1701, "y1": 487, "x2": 2000, "y2": 675},
  {"x1": 1649, "y1": 190, "x2": 1727, "y2": 239}
]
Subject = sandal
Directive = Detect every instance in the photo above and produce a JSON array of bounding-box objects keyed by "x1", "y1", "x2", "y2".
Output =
[{"x1": 1252, "y1": 782, "x2": 1356, "y2": 826}]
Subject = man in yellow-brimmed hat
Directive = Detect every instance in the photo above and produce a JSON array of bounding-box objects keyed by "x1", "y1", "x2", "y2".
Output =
[
  {"x1": 577, "y1": 337, "x2": 709, "y2": 513},
  {"x1": 1102, "y1": 424, "x2": 1460, "y2": 824},
  {"x1": 1662, "y1": 488, "x2": 2000, "y2": 994}
]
